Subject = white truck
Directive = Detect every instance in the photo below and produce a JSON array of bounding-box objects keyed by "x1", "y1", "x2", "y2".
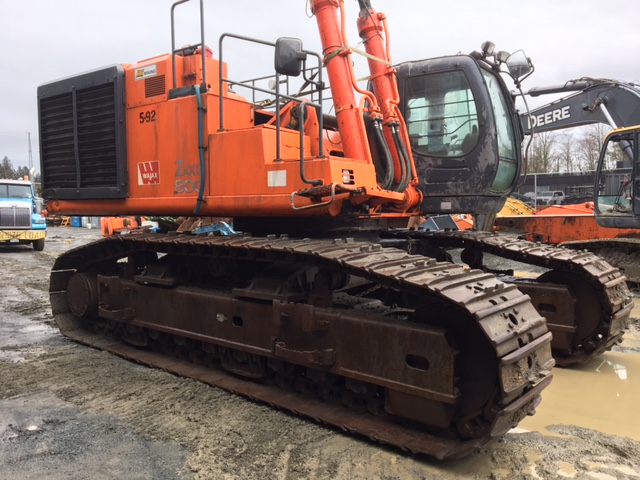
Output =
[
  {"x1": 536, "y1": 190, "x2": 565, "y2": 206},
  {"x1": 0, "y1": 178, "x2": 47, "y2": 250}
]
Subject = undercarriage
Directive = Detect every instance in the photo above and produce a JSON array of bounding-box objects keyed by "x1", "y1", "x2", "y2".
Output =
[
  {"x1": 50, "y1": 232, "x2": 555, "y2": 459},
  {"x1": 382, "y1": 229, "x2": 633, "y2": 366},
  {"x1": 561, "y1": 237, "x2": 640, "y2": 288}
]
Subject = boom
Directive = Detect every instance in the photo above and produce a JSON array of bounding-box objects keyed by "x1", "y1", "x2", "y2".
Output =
[{"x1": 521, "y1": 78, "x2": 640, "y2": 136}]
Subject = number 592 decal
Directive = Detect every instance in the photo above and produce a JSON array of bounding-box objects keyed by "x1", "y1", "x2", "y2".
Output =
[{"x1": 139, "y1": 110, "x2": 157, "y2": 123}]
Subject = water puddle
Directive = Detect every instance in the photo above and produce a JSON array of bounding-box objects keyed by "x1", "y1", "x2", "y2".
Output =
[
  {"x1": 556, "y1": 461, "x2": 579, "y2": 478},
  {"x1": 517, "y1": 351, "x2": 640, "y2": 440}
]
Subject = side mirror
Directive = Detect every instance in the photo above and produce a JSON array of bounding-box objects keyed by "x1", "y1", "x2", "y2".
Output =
[
  {"x1": 35, "y1": 197, "x2": 43, "y2": 215},
  {"x1": 506, "y1": 50, "x2": 532, "y2": 79},
  {"x1": 274, "y1": 37, "x2": 306, "y2": 77}
]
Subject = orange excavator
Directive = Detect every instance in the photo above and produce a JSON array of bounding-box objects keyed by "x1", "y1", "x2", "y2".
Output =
[{"x1": 37, "y1": 0, "x2": 630, "y2": 458}]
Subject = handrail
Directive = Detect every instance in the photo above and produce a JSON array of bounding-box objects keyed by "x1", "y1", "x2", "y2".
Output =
[
  {"x1": 217, "y1": 33, "x2": 325, "y2": 183},
  {"x1": 297, "y1": 101, "x2": 323, "y2": 186},
  {"x1": 170, "y1": 0, "x2": 207, "y2": 91}
]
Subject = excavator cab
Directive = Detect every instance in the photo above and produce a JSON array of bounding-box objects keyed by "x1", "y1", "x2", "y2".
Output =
[
  {"x1": 594, "y1": 125, "x2": 640, "y2": 227},
  {"x1": 395, "y1": 48, "x2": 530, "y2": 218}
]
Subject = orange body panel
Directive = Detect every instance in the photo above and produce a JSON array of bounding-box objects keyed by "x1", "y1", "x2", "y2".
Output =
[
  {"x1": 125, "y1": 52, "x2": 227, "y2": 109},
  {"x1": 495, "y1": 202, "x2": 640, "y2": 243},
  {"x1": 44, "y1": 17, "x2": 420, "y2": 220},
  {"x1": 46, "y1": 52, "x2": 393, "y2": 217}
]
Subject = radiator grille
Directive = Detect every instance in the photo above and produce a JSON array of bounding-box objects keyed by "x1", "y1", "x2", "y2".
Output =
[
  {"x1": 0, "y1": 207, "x2": 31, "y2": 228},
  {"x1": 76, "y1": 84, "x2": 118, "y2": 187},
  {"x1": 38, "y1": 65, "x2": 127, "y2": 200},
  {"x1": 38, "y1": 93, "x2": 75, "y2": 188},
  {"x1": 145, "y1": 75, "x2": 166, "y2": 98}
]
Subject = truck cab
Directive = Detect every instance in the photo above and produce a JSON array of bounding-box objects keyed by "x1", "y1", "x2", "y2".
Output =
[{"x1": 0, "y1": 178, "x2": 47, "y2": 250}]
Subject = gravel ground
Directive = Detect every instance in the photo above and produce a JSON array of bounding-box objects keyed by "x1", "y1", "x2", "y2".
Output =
[{"x1": 1, "y1": 227, "x2": 639, "y2": 480}]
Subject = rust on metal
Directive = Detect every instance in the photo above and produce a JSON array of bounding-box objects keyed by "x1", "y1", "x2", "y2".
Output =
[
  {"x1": 385, "y1": 229, "x2": 633, "y2": 366},
  {"x1": 50, "y1": 233, "x2": 555, "y2": 459}
]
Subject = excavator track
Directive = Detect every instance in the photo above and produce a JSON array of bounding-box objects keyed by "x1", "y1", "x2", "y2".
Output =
[
  {"x1": 383, "y1": 229, "x2": 634, "y2": 366},
  {"x1": 50, "y1": 233, "x2": 554, "y2": 459},
  {"x1": 560, "y1": 237, "x2": 640, "y2": 288}
]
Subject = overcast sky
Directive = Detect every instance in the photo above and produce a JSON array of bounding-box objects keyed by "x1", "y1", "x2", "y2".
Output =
[{"x1": 1, "y1": 0, "x2": 638, "y2": 171}]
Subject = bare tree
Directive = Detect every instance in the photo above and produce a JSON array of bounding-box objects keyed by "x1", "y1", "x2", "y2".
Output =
[
  {"x1": 528, "y1": 132, "x2": 560, "y2": 173},
  {"x1": 574, "y1": 124, "x2": 611, "y2": 171},
  {"x1": 603, "y1": 133, "x2": 630, "y2": 169},
  {"x1": 557, "y1": 133, "x2": 576, "y2": 173}
]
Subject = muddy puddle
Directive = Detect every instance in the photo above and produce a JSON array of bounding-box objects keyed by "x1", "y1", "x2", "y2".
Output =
[{"x1": 517, "y1": 350, "x2": 640, "y2": 441}]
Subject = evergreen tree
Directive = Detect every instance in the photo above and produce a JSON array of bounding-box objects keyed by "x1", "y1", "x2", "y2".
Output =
[
  {"x1": 16, "y1": 165, "x2": 30, "y2": 180},
  {"x1": 0, "y1": 156, "x2": 15, "y2": 178}
]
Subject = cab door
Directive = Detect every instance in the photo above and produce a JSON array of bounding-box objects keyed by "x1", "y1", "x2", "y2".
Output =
[{"x1": 594, "y1": 127, "x2": 640, "y2": 228}]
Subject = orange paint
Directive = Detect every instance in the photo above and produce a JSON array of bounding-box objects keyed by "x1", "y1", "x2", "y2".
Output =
[
  {"x1": 44, "y1": 5, "x2": 423, "y2": 221},
  {"x1": 495, "y1": 202, "x2": 640, "y2": 243},
  {"x1": 44, "y1": 49, "x2": 416, "y2": 219}
]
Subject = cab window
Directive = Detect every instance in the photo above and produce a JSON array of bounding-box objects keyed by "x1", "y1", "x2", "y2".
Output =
[{"x1": 405, "y1": 71, "x2": 479, "y2": 158}]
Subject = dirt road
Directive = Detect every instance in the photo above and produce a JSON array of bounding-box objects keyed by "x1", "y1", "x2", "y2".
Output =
[{"x1": 1, "y1": 227, "x2": 640, "y2": 479}]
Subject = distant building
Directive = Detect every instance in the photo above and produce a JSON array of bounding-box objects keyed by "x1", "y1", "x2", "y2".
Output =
[{"x1": 515, "y1": 169, "x2": 631, "y2": 202}]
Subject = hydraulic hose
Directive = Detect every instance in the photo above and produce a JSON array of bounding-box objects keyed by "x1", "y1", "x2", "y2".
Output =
[
  {"x1": 194, "y1": 84, "x2": 206, "y2": 214},
  {"x1": 371, "y1": 117, "x2": 395, "y2": 190},
  {"x1": 391, "y1": 123, "x2": 411, "y2": 192},
  {"x1": 397, "y1": 128, "x2": 413, "y2": 190}
]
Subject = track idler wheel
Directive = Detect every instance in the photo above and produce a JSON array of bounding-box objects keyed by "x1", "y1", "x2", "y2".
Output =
[{"x1": 66, "y1": 272, "x2": 99, "y2": 319}]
